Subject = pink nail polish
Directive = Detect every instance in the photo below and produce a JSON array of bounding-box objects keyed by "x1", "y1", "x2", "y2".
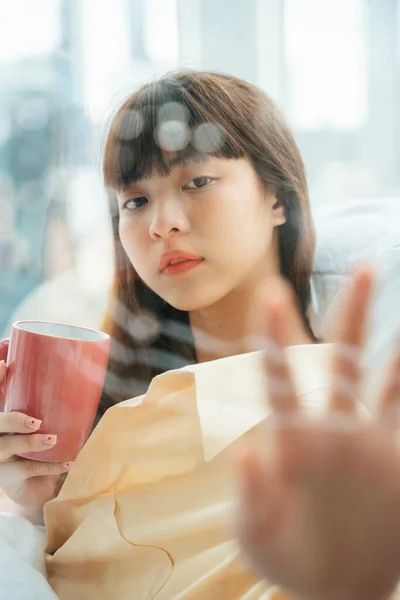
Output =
[
  {"x1": 63, "y1": 462, "x2": 73, "y2": 470},
  {"x1": 25, "y1": 417, "x2": 42, "y2": 430},
  {"x1": 42, "y1": 434, "x2": 57, "y2": 445}
]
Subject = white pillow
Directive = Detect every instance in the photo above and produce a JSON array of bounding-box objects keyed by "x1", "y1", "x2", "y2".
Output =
[{"x1": 311, "y1": 198, "x2": 400, "y2": 405}]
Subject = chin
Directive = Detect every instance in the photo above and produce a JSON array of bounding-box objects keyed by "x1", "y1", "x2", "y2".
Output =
[
  {"x1": 160, "y1": 288, "x2": 225, "y2": 313},
  {"x1": 163, "y1": 297, "x2": 208, "y2": 312}
]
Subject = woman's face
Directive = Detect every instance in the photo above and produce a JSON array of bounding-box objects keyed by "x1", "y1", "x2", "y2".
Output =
[{"x1": 116, "y1": 157, "x2": 285, "y2": 311}]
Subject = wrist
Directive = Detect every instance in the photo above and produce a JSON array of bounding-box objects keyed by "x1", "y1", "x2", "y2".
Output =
[
  {"x1": 18, "y1": 503, "x2": 45, "y2": 525},
  {"x1": 0, "y1": 494, "x2": 44, "y2": 525}
]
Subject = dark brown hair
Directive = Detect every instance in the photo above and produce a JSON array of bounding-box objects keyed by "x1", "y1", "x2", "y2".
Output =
[{"x1": 97, "y1": 69, "x2": 316, "y2": 420}]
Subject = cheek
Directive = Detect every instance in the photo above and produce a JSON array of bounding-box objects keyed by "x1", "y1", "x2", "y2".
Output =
[
  {"x1": 119, "y1": 220, "x2": 148, "y2": 267},
  {"x1": 212, "y1": 200, "x2": 272, "y2": 252},
  {"x1": 241, "y1": 200, "x2": 273, "y2": 241}
]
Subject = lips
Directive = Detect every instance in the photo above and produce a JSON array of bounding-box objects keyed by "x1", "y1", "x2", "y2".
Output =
[{"x1": 159, "y1": 251, "x2": 204, "y2": 273}]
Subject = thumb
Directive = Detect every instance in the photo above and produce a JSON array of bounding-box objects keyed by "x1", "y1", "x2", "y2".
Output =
[
  {"x1": 269, "y1": 277, "x2": 310, "y2": 346},
  {"x1": 247, "y1": 277, "x2": 310, "y2": 352},
  {"x1": 234, "y1": 444, "x2": 285, "y2": 547}
]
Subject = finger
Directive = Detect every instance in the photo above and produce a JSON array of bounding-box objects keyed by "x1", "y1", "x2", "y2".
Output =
[
  {"x1": 1, "y1": 458, "x2": 73, "y2": 484},
  {"x1": 0, "y1": 433, "x2": 57, "y2": 462},
  {"x1": 0, "y1": 411, "x2": 42, "y2": 434},
  {"x1": 0, "y1": 360, "x2": 6, "y2": 383},
  {"x1": 378, "y1": 345, "x2": 400, "y2": 422},
  {"x1": 262, "y1": 281, "x2": 298, "y2": 412},
  {"x1": 0, "y1": 362, "x2": 6, "y2": 406},
  {"x1": 329, "y1": 266, "x2": 374, "y2": 413},
  {"x1": 20, "y1": 459, "x2": 73, "y2": 478}
]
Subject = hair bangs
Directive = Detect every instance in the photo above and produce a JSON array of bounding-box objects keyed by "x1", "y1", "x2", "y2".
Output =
[{"x1": 103, "y1": 73, "x2": 247, "y2": 191}]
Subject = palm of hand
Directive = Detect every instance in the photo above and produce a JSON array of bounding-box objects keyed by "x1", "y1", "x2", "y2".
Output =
[
  {"x1": 245, "y1": 423, "x2": 400, "y2": 600},
  {"x1": 236, "y1": 268, "x2": 400, "y2": 600}
]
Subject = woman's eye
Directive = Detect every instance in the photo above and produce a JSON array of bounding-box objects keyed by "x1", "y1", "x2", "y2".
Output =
[
  {"x1": 122, "y1": 197, "x2": 148, "y2": 211},
  {"x1": 185, "y1": 176, "x2": 213, "y2": 189}
]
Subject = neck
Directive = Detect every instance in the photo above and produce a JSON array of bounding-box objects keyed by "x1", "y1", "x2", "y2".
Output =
[
  {"x1": 189, "y1": 266, "x2": 314, "y2": 364},
  {"x1": 189, "y1": 286, "x2": 257, "y2": 363}
]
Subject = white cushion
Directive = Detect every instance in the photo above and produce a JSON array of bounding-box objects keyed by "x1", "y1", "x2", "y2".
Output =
[{"x1": 311, "y1": 198, "x2": 400, "y2": 405}]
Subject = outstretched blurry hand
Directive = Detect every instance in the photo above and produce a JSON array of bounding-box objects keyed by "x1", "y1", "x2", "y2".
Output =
[{"x1": 235, "y1": 267, "x2": 400, "y2": 600}]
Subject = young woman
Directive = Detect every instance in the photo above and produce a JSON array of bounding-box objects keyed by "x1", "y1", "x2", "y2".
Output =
[
  {"x1": 97, "y1": 69, "x2": 316, "y2": 413},
  {"x1": 0, "y1": 70, "x2": 399, "y2": 599}
]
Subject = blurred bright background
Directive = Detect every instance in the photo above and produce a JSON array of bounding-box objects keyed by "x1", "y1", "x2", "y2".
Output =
[{"x1": 0, "y1": 0, "x2": 399, "y2": 334}]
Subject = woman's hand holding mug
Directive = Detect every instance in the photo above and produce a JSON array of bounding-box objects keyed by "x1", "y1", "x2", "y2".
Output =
[
  {"x1": 0, "y1": 322, "x2": 110, "y2": 521},
  {"x1": 0, "y1": 358, "x2": 70, "y2": 519}
]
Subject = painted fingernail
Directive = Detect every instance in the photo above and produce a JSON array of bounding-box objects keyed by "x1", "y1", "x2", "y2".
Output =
[
  {"x1": 63, "y1": 461, "x2": 73, "y2": 470},
  {"x1": 42, "y1": 434, "x2": 57, "y2": 445},
  {"x1": 25, "y1": 417, "x2": 42, "y2": 429}
]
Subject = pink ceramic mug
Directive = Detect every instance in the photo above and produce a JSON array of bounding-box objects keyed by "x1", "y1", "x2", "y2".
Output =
[{"x1": 0, "y1": 321, "x2": 110, "y2": 463}]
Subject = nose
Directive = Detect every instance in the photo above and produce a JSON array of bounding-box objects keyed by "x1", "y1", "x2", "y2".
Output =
[{"x1": 149, "y1": 200, "x2": 190, "y2": 241}]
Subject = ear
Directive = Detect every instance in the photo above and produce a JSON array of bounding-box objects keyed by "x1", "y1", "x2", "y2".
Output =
[{"x1": 272, "y1": 199, "x2": 286, "y2": 227}]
